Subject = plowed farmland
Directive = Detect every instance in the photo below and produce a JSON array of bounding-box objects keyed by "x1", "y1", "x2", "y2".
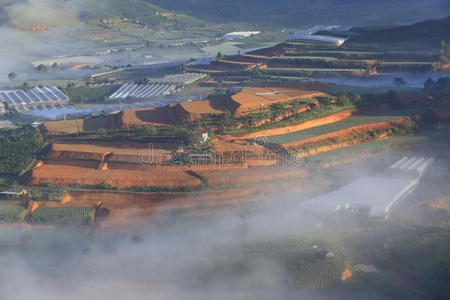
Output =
[
  {"x1": 29, "y1": 163, "x2": 203, "y2": 188},
  {"x1": 192, "y1": 166, "x2": 308, "y2": 187},
  {"x1": 49, "y1": 143, "x2": 173, "y2": 164}
]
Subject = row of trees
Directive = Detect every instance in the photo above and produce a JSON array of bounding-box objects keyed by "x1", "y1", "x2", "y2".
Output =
[
  {"x1": 7, "y1": 63, "x2": 60, "y2": 82},
  {"x1": 424, "y1": 77, "x2": 450, "y2": 92}
]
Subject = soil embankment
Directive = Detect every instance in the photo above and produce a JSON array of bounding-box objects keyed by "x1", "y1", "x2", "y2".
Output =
[{"x1": 219, "y1": 104, "x2": 390, "y2": 141}]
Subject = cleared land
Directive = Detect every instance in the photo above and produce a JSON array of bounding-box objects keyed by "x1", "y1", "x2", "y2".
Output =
[{"x1": 192, "y1": 166, "x2": 308, "y2": 187}]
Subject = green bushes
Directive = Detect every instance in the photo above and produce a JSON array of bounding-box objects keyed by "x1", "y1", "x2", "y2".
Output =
[
  {"x1": 29, "y1": 207, "x2": 93, "y2": 225},
  {"x1": 0, "y1": 126, "x2": 45, "y2": 176},
  {"x1": 66, "y1": 85, "x2": 120, "y2": 104}
]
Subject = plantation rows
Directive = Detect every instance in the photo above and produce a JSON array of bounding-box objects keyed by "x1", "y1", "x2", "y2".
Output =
[
  {"x1": 287, "y1": 261, "x2": 345, "y2": 288},
  {"x1": 0, "y1": 205, "x2": 25, "y2": 222},
  {"x1": 30, "y1": 207, "x2": 94, "y2": 225},
  {"x1": 266, "y1": 112, "x2": 416, "y2": 145}
]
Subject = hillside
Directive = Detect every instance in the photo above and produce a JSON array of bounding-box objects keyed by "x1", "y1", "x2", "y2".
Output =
[
  {"x1": 346, "y1": 16, "x2": 450, "y2": 49},
  {"x1": 0, "y1": 0, "x2": 449, "y2": 29},
  {"x1": 0, "y1": 0, "x2": 207, "y2": 28},
  {"x1": 147, "y1": 0, "x2": 450, "y2": 26}
]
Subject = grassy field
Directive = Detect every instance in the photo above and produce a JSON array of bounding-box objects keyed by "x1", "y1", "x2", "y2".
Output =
[
  {"x1": 267, "y1": 111, "x2": 419, "y2": 145},
  {"x1": 66, "y1": 85, "x2": 120, "y2": 104}
]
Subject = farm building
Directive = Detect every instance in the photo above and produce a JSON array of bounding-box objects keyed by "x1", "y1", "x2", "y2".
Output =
[
  {"x1": 0, "y1": 86, "x2": 69, "y2": 113},
  {"x1": 301, "y1": 157, "x2": 434, "y2": 219},
  {"x1": 223, "y1": 31, "x2": 261, "y2": 39},
  {"x1": 0, "y1": 188, "x2": 28, "y2": 199},
  {"x1": 109, "y1": 83, "x2": 176, "y2": 100},
  {"x1": 109, "y1": 73, "x2": 207, "y2": 101},
  {"x1": 148, "y1": 73, "x2": 208, "y2": 86}
]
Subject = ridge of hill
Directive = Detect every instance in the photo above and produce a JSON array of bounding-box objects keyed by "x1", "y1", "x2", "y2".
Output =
[
  {"x1": 0, "y1": 0, "x2": 207, "y2": 28},
  {"x1": 346, "y1": 16, "x2": 450, "y2": 48},
  {"x1": 147, "y1": 0, "x2": 449, "y2": 27}
]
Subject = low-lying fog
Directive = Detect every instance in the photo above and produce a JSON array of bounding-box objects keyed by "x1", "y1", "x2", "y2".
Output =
[
  {"x1": 318, "y1": 71, "x2": 449, "y2": 88},
  {"x1": 1, "y1": 149, "x2": 448, "y2": 300}
]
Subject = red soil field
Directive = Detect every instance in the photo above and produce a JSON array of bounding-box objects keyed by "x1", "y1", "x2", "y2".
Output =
[
  {"x1": 61, "y1": 177, "x2": 326, "y2": 229},
  {"x1": 29, "y1": 163, "x2": 203, "y2": 188},
  {"x1": 192, "y1": 166, "x2": 308, "y2": 187},
  {"x1": 48, "y1": 143, "x2": 173, "y2": 164}
]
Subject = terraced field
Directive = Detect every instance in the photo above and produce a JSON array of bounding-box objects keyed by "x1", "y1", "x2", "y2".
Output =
[
  {"x1": 193, "y1": 166, "x2": 308, "y2": 187},
  {"x1": 30, "y1": 163, "x2": 203, "y2": 188},
  {"x1": 266, "y1": 111, "x2": 418, "y2": 145}
]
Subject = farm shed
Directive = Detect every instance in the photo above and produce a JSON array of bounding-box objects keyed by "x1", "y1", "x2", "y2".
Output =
[
  {"x1": 0, "y1": 87, "x2": 69, "y2": 113},
  {"x1": 301, "y1": 176, "x2": 419, "y2": 219}
]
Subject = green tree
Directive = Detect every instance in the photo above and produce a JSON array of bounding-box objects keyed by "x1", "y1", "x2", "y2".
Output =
[
  {"x1": 180, "y1": 62, "x2": 188, "y2": 74},
  {"x1": 8, "y1": 72, "x2": 17, "y2": 81},
  {"x1": 337, "y1": 91, "x2": 351, "y2": 106},
  {"x1": 216, "y1": 51, "x2": 224, "y2": 61},
  {"x1": 37, "y1": 64, "x2": 48, "y2": 73},
  {"x1": 441, "y1": 40, "x2": 449, "y2": 64},
  {"x1": 424, "y1": 78, "x2": 436, "y2": 91},
  {"x1": 393, "y1": 77, "x2": 406, "y2": 87},
  {"x1": 22, "y1": 82, "x2": 30, "y2": 91},
  {"x1": 352, "y1": 93, "x2": 362, "y2": 104}
]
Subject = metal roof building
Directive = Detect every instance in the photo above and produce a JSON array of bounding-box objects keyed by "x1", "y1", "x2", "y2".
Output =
[{"x1": 0, "y1": 86, "x2": 69, "y2": 113}]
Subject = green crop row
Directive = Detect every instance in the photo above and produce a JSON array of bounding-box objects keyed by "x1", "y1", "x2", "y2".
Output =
[
  {"x1": 0, "y1": 205, "x2": 25, "y2": 223},
  {"x1": 30, "y1": 207, "x2": 94, "y2": 225}
]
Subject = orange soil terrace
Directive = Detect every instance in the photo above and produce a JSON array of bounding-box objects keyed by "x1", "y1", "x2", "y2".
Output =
[
  {"x1": 49, "y1": 143, "x2": 173, "y2": 164},
  {"x1": 29, "y1": 163, "x2": 203, "y2": 188},
  {"x1": 192, "y1": 166, "x2": 308, "y2": 187},
  {"x1": 58, "y1": 177, "x2": 325, "y2": 228},
  {"x1": 219, "y1": 60, "x2": 256, "y2": 66}
]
